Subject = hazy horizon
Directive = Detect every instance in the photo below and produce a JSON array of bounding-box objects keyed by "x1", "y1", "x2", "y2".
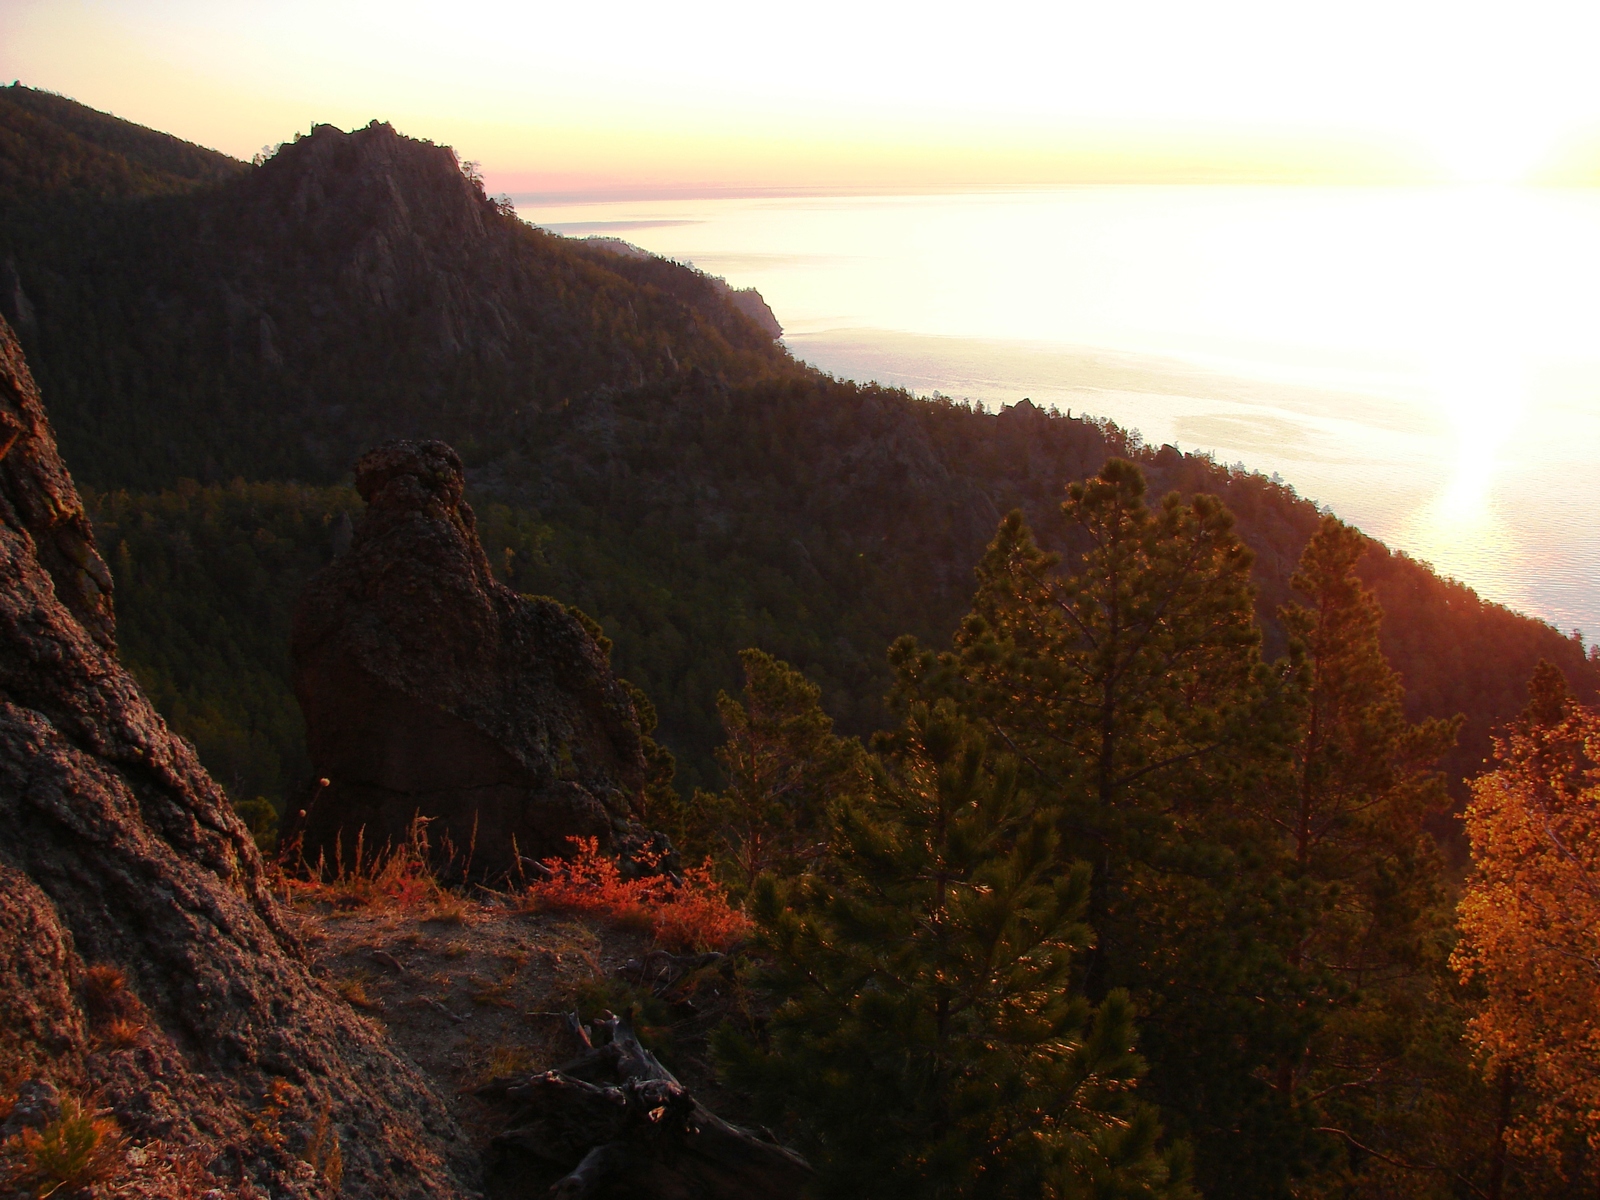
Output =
[
  {"x1": 4, "y1": 0, "x2": 1598, "y2": 633},
  {"x1": 7, "y1": 0, "x2": 1600, "y2": 192}
]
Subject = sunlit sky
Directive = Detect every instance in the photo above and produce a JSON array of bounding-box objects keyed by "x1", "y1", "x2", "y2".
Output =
[{"x1": 4, "y1": 0, "x2": 1600, "y2": 192}]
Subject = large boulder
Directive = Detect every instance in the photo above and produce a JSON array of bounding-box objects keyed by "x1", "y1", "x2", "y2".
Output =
[
  {"x1": 289, "y1": 439, "x2": 650, "y2": 878},
  {"x1": 0, "y1": 315, "x2": 475, "y2": 1197}
]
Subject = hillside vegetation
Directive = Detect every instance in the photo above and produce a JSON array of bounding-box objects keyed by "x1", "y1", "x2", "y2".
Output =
[
  {"x1": 4, "y1": 84, "x2": 1589, "y2": 794},
  {"x1": 4, "y1": 85, "x2": 1600, "y2": 1196}
]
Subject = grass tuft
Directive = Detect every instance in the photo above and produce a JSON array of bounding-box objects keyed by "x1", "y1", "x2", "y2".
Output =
[
  {"x1": 80, "y1": 965, "x2": 139, "y2": 1024},
  {"x1": 5, "y1": 1095, "x2": 125, "y2": 1198},
  {"x1": 283, "y1": 816, "x2": 461, "y2": 916},
  {"x1": 99, "y1": 1019, "x2": 144, "y2": 1050},
  {"x1": 304, "y1": 1105, "x2": 343, "y2": 1192},
  {"x1": 335, "y1": 973, "x2": 381, "y2": 1011}
]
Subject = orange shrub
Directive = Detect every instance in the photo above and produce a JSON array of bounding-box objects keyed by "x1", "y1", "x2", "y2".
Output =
[{"x1": 526, "y1": 838, "x2": 750, "y2": 952}]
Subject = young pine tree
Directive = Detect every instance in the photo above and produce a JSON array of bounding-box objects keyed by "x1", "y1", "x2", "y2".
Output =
[
  {"x1": 689, "y1": 648, "x2": 863, "y2": 893},
  {"x1": 718, "y1": 701, "x2": 1192, "y2": 1200},
  {"x1": 1279, "y1": 515, "x2": 1459, "y2": 893}
]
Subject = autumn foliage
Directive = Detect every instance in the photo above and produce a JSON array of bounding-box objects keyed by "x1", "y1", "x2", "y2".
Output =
[
  {"x1": 525, "y1": 838, "x2": 750, "y2": 952},
  {"x1": 1455, "y1": 662, "x2": 1600, "y2": 1162}
]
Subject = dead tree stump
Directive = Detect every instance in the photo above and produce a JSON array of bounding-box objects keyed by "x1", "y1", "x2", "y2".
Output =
[{"x1": 481, "y1": 1010, "x2": 811, "y2": 1199}]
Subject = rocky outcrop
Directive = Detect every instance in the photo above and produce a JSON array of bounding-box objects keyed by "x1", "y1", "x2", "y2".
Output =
[
  {"x1": 721, "y1": 284, "x2": 783, "y2": 340},
  {"x1": 0, "y1": 313, "x2": 114, "y2": 648},
  {"x1": 290, "y1": 439, "x2": 650, "y2": 878},
  {"x1": 0, "y1": 315, "x2": 475, "y2": 1198},
  {"x1": 578, "y1": 235, "x2": 784, "y2": 340}
]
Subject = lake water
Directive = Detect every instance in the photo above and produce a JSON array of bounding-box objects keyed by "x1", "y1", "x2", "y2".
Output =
[{"x1": 515, "y1": 187, "x2": 1600, "y2": 641}]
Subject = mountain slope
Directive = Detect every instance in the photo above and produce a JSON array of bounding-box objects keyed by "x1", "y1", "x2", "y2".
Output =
[
  {"x1": 1, "y1": 106, "x2": 794, "y2": 488},
  {"x1": 3, "y1": 89, "x2": 1593, "y2": 804},
  {"x1": 0, "y1": 84, "x2": 245, "y2": 208}
]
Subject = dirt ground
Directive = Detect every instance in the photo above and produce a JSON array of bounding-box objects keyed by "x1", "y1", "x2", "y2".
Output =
[{"x1": 285, "y1": 890, "x2": 744, "y2": 1197}]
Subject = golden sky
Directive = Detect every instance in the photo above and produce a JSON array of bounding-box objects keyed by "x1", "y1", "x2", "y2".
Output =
[{"x1": 5, "y1": 0, "x2": 1599, "y2": 192}]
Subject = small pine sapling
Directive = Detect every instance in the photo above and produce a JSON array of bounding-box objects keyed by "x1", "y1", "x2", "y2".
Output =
[{"x1": 689, "y1": 649, "x2": 863, "y2": 894}]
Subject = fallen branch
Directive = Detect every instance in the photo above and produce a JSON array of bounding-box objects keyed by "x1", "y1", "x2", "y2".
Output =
[{"x1": 486, "y1": 1008, "x2": 810, "y2": 1199}]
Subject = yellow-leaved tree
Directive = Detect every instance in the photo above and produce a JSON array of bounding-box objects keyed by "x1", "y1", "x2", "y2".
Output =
[{"x1": 1454, "y1": 660, "x2": 1600, "y2": 1190}]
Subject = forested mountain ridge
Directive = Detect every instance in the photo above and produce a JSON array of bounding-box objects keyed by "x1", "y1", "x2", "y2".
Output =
[
  {"x1": 2, "y1": 85, "x2": 1594, "y2": 805},
  {"x1": 0, "y1": 96, "x2": 792, "y2": 488},
  {"x1": 0, "y1": 83, "x2": 245, "y2": 208}
]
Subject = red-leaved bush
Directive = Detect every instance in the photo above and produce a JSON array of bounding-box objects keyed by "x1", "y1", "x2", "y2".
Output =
[{"x1": 526, "y1": 838, "x2": 750, "y2": 952}]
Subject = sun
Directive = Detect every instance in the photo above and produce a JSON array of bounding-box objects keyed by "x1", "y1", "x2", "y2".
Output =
[{"x1": 1424, "y1": 117, "x2": 1563, "y2": 186}]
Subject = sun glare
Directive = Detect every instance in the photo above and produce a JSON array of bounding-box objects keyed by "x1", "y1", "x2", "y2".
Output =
[
  {"x1": 4, "y1": 0, "x2": 1598, "y2": 189},
  {"x1": 1427, "y1": 124, "x2": 1565, "y2": 187}
]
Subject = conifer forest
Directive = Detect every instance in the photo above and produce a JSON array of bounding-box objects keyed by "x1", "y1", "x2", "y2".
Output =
[{"x1": 3, "y1": 83, "x2": 1600, "y2": 1199}]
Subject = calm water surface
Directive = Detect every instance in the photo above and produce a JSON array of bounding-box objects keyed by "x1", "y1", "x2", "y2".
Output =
[{"x1": 517, "y1": 187, "x2": 1600, "y2": 639}]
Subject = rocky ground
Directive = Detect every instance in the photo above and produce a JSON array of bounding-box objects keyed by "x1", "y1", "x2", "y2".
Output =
[
  {"x1": 0, "y1": 310, "x2": 768, "y2": 1200},
  {"x1": 277, "y1": 874, "x2": 752, "y2": 1200}
]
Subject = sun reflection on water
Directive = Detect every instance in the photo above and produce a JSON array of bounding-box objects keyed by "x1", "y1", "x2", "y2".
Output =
[
  {"x1": 521, "y1": 185, "x2": 1600, "y2": 635},
  {"x1": 1404, "y1": 315, "x2": 1529, "y2": 606}
]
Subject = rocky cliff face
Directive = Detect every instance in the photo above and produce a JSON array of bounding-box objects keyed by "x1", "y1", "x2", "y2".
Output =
[
  {"x1": 290, "y1": 439, "x2": 651, "y2": 878},
  {"x1": 0, "y1": 316, "x2": 474, "y2": 1198}
]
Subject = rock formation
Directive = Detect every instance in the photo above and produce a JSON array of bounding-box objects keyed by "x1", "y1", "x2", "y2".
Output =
[
  {"x1": 720, "y1": 284, "x2": 783, "y2": 340},
  {"x1": 290, "y1": 439, "x2": 651, "y2": 879},
  {"x1": 0, "y1": 314, "x2": 475, "y2": 1198}
]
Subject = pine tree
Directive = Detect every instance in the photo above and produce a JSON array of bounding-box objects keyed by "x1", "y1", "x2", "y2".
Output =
[
  {"x1": 718, "y1": 700, "x2": 1192, "y2": 1199},
  {"x1": 690, "y1": 648, "x2": 863, "y2": 892},
  {"x1": 1279, "y1": 515, "x2": 1458, "y2": 892},
  {"x1": 888, "y1": 459, "x2": 1312, "y2": 1193},
  {"x1": 1270, "y1": 515, "x2": 1464, "y2": 1192},
  {"x1": 891, "y1": 458, "x2": 1274, "y2": 994}
]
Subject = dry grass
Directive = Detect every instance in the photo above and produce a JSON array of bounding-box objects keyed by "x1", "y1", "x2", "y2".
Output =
[
  {"x1": 0, "y1": 1064, "x2": 21, "y2": 1127},
  {"x1": 335, "y1": 972, "x2": 381, "y2": 1011},
  {"x1": 426, "y1": 894, "x2": 471, "y2": 926},
  {"x1": 523, "y1": 838, "x2": 751, "y2": 952},
  {"x1": 251, "y1": 1079, "x2": 297, "y2": 1150},
  {"x1": 283, "y1": 816, "x2": 454, "y2": 914},
  {"x1": 475, "y1": 1043, "x2": 538, "y2": 1088},
  {"x1": 114, "y1": 1138, "x2": 232, "y2": 1199},
  {"x1": 3, "y1": 1094, "x2": 125, "y2": 1198},
  {"x1": 98, "y1": 1019, "x2": 144, "y2": 1050},
  {"x1": 80, "y1": 965, "x2": 141, "y2": 1027},
  {"x1": 468, "y1": 971, "x2": 517, "y2": 1009},
  {"x1": 304, "y1": 1105, "x2": 343, "y2": 1192}
]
